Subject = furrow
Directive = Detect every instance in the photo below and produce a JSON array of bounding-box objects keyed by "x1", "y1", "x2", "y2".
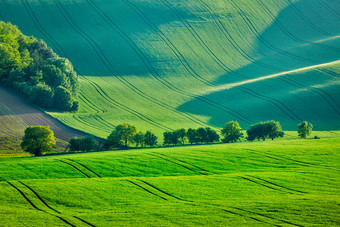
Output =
[
  {"x1": 57, "y1": 159, "x2": 91, "y2": 178},
  {"x1": 122, "y1": 0, "x2": 252, "y2": 124},
  {"x1": 81, "y1": 76, "x2": 173, "y2": 131},
  {"x1": 283, "y1": 0, "x2": 333, "y2": 36},
  {"x1": 257, "y1": 0, "x2": 340, "y2": 53},
  {"x1": 197, "y1": 0, "x2": 280, "y2": 72},
  {"x1": 7, "y1": 181, "x2": 43, "y2": 211},
  {"x1": 231, "y1": 206, "x2": 303, "y2": 227},
  {"x1": 148, "y1": 153, "x2": 207, "y2": 175},
  {"x1": 18, "y1": 181, "x2": 61, "y2": 213},
  {"x1": 319, "y1": 0, "x2": 340, "y2": 18},
  {"x1": 236, "y1": 87, "x2": 302, "y2": 122},
  {"x1": 240, "y1": 176, "x2": 285, "y2": 192},
  {"x1": 157, "y1": 153, "x2": 212, "y2": 173},
  {"x1": 277, "y1": 77, "x2": 340, "y2": 116},
  {"x1": 246, "y1": 175, "x2": 306, "y2": 194},
  {"x1": 54, "y1": 0, "x2": 212, "y2": 130},
  {"x1": 21, "y1": 0, "x2": 66, "y2": 56},
  {"x1": 73, "y1": 216, "x2": 96, "y2": 227},
  {"x1": 123, "y1": 0, "x2": 216, "y2": 86},
  {"x1": 159, "y1": 0, "x2": 234, "y2": 73},
  {"x1": 125, "y1": 179, "x2": 168, "y2": 200},
  {"x1": 137, "y1": 179, "x2": 191, "y2": 202},
  {"x1": 227, "y1": 0, "x2": 317, "y2": 65},
  {"x1": 66, "y1": 159, "x2": 102, "y2": 178}
]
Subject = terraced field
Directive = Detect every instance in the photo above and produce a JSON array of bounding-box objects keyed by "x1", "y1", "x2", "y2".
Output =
[
  {"x1": 1, "y1": 0, "x2": 339, "y2": 138},
  {"x1": 1, "y1": 137, "x2": 339, "y2": 225}
]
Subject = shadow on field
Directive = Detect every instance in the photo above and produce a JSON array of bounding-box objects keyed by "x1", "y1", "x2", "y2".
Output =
[{"x1": 178, "y1": 0, "x2": 340, "y2": 130}]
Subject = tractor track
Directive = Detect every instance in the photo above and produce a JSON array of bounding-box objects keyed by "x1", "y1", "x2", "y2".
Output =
[{"x1": 66, "y1": 159, "x2": 102, "y2": 178}]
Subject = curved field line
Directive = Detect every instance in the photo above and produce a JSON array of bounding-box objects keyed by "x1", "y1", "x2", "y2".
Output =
[
  {"x1": 57, "y1": 159, "x2": 91, "y2": 178},
  {"x1": 256, "y1": 0, "x2": 340, "y2": 53},
  {"x1": 231, "y1": 206, "x2": 303, "y2": 227},
  {"x1": 18, "y1": 181, "x2": 61, "y2": 213},
  {"x1": 81, "y1": 76, "x2": 173, "y2": 131},
  {"x1": 122, "y1": 0, "x2": 252, "y2": 124},
  {"x1": 240, "y1": 176, "x2": 286, "y2": 192},
  {"x1": 236, "y1": 87, "x2": 302, "y2": 122},
  {"x1": 7, "y1": 181, "x2": 77, "y2": 226},
  {"x1": 79, "y1": 92, "x2": 106, "y2": 114},
  {"x1": 246, "y1": 175, "x2": 306, "y2": 194},
  {"x1": 148, "y1": 153, "x2": 207, "y2": 175},
  {"x1": 78, "y1": 115, "x2": 111, "y2": 133},
  {"x1": 73, "y1": 216, "x2": 96, "y2": 227},
  {"x1": 21, "y1": 0, "x2": 66, "y2": 56},
  {"x1": 53, "y1": 0, "x2": 214, "y2": 130},
  {"x1": 86, "y1": 0, "x2": 250, "y2": 127},
  {"x1": 7, "y1": 181, "x2": 43, "y2": 211},
  {"x1": 156, "y1": 153, "x2": 212, "y2": 173},
  {"x1": 197, "y1": 0, "x2": 280, "y2": 72},
  {"x1": 137, "y1": 179, "x2": 191, "y2": 202},
  {"x1": 71, "y1": 115, "x2": 111, "y2": 134},
  {"x1": 125, "y1": 179, "x2": 168, "y2": 200},
  {"x1": 283, "y1": 0, "x2": 334, "y2": 36},
  {"x1": 123, "y1": 0, "x2": 216, "y2": 86},
  {"x1": 227, "y1": 0, "x2": 320, "y2": 65},
  {"x1": 66, "y1": 159, "x2": 102, "y2": 178},
  {"x1": 182, "y1": 0, "x2": 340, "y2": 122},
  {"x1": 159, "y1": 0, "x2": 234, "y2": 73},
  {"x1": 318, "y1": 0, "x2": 340, "y2": 18}
]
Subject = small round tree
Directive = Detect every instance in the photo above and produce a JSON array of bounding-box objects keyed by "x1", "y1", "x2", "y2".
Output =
[
  {"x1": 222, "y1": 121, "x2": 243, "y2": 143},
  {"x1": 297, "y1": 121, "x2": 313, "y2": 139},
  {"x1": 21, "y1": 126, "x2": 56, "y2": 156}
]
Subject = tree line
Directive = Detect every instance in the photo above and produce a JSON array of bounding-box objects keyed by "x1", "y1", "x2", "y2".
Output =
[
  {"x1": 21, "y1": 120, "x2": 314, "y2": 156},
  {"x1": 0, "y1": 21, "x2": 79, "y2": 111}
]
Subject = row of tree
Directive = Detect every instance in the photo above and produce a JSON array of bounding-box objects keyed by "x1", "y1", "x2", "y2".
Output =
[
  {"x1": 0, "y1": 21, "x2": 79, "y2": 111},
  {"x1": 21, "y1": 120, "x2": 314, "y2": 155}
]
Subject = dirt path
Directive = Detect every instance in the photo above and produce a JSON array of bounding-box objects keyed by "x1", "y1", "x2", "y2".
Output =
[{"x1": 0, "y1": 86, "x2": 88, "y2": 141}]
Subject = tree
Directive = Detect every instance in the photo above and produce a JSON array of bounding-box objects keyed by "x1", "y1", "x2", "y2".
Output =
[
  {"x1": 266, "y1": 120, "x2": 284, "y2": 140},
  {"x1": 163, "y1": 131, "x2": 180, "y2": 146},
  {"x1": 197, "y1": 127, "x2": 207, "y2": 144},
  {"x1": 69, "y1": 136, "x2": 95, "y2": 152},
  {"x1": 175, "y1": 128, "x2": 186, "y2": 145},
  {"x1": 205, "y1": 127, "x2": 220, "y2": 143},
  {"x1": 163, "y1": 131, "x2": 172, "y2": 146},
  {"x1": 107, "y1": 123, "x2": 137, "y2": 148},
  {"x1": 297, "y1": 121, "x2": 313, "y2": 139},
  {"x1": 54, "y1": 86, "x2": 73, "y2": 110},
  {"x1": 133, "y1": 131, "x2": 145, "y2": 147},
  {"x1": 221, "y1": 121, "x2": 243, "y2": 143},
  {"x1": 144, "y1": 131, "x2": 158, "y2": 147},
  {"x1": 21, "y1": 126, "x2": 56, "y2": 156},
  {"x1": 187, "y1": 128, "x2": 198, "y2": 145}
]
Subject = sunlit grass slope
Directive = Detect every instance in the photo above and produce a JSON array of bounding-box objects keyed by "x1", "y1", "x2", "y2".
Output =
[
  {"x1": 1, "y1": 137, "x2": 339, "y2": 225},
  {"x1": 1, "y1": 0, "x2": 339, "y2": 138}
]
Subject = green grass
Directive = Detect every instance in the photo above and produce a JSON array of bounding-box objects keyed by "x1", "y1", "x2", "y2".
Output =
[
  {"x1": 0, "y1": 137, "x2": 339, "y2": 225},
  {"x1": 0, "y1": 0, "x2": 339, "y2": 139}
]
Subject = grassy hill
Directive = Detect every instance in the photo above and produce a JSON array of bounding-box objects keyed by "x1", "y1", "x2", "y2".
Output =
[
  {"x1": 0, "y1": 0, "x2": 339, "y2": 138},
  {"x1": 1, "y1": 137, "x2": 339, "y2": 225}
]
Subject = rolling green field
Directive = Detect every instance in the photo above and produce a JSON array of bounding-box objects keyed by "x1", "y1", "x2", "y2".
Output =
[
  {"x1": 0, "y1": 0, "x2": 339, "y2": 138},
  {"x1": 1, "y1": 137, "x2": 339, "y2": 226}
]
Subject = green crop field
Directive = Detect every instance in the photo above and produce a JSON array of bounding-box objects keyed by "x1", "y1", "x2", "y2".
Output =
[
  {"x1": 1, "y1": 0, "x2": 339, "y2": 138},
  {"x1": 1, "y1": 137, "x2": 339, "y2": 226}
]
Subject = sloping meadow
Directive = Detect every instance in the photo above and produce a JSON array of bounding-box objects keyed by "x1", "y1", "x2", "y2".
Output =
[
  {"x1": 1, "y1": 138, "x2": 339, "y2": 225},
  {"x1": 0, "y1": 0, "x2": 339, "y2": 138}
]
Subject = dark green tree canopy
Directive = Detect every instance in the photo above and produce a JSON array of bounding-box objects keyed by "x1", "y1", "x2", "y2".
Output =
[
  {"x1": 297, "y1": 121, "x2": 313, "y2": 139},
  {"x1": 21, "y1": 126, "x2": 56, "y2": 156},
  {"x1": 144, "y1": 131, "x2": 158, "y2": 147},
  {"x1": 221, "y1": 121, "x2": 243, "y2": 143},
  {"x1": 0, "y1": 21, "x2": 79, "y2": 111},
  {"x1": 107, "y1": 123, "x2": 137, "y2": 149},
  {"x1": 247, "y1": 121, "x2": 284, "y2": 141}
]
